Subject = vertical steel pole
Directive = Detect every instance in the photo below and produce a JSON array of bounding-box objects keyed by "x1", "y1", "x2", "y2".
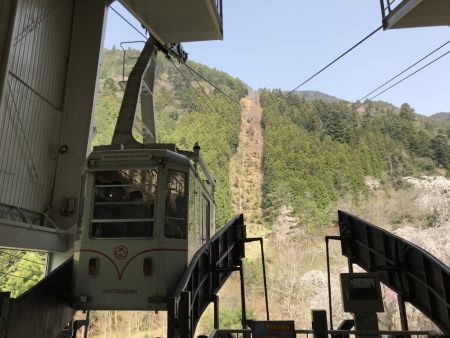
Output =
[
  {"x1": 325, "y1": 237, "x2": 333, "y2": 330},
  {"x1": 379, "y1": 0, "x2": 386, "y2": 18},
  {"x1": 83, "y1": 311, "x2": 90, "y2": 338},
  {"x1": 312, "y1": 310, "x2": 328, "y2": 338},
  {"x1": 397, "y1": 294, "x2": 409, "y2": 331},
  {"x1": 239, "y1": 264, "x2": 247, "y2": 329},
  {"x1": 179, "y1": 291, "x2": 191, "y2": 338},
  {"x1": 213, "y1": 295, "x2": 219, "y2": 329},
  {"x1": 259, "y1": 238, "x2": 270, "y2": 320},
  {"x1": 167, "y1": 297, "x2": 176, "y2": 338}
]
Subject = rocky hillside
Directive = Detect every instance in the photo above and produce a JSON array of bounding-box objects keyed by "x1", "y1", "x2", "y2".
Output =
[{"x1": 396, "y1": 176, "x2": 450, "y2": 265}]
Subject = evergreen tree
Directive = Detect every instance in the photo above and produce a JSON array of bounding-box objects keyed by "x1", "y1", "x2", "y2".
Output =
[
  {"x1": 399, "y1": 102, "x2": 416, "y2": 121},
  {"x1": 430, "y1": 134, "x2": 450, "y2": 166}
]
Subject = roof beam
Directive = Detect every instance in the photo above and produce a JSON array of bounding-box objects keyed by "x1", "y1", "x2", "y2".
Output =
[{"x1": 0, "y1": 219, "x2": 69, "y2": 252}]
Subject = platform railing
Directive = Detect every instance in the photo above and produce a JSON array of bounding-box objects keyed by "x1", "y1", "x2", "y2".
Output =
[
  {"x1": 213, "y1": 0, "x2": 223, "y2": 23},
  {"x1": 168, "y1": 214, "x2": 246, "y2": 338},
  {"x1": 380, "y1": 0, "x2": 402, "y2": 18},
  {"x1": 207, "y1": 328, "x2": 437, "y2": 338}
]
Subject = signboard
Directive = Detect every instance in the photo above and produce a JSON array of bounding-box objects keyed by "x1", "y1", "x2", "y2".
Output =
[{"x1": 252, "y1": 320, "x2": 295, "y2": 338}]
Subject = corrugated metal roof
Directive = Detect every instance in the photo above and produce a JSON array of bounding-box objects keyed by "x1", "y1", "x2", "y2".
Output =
[{"x1": 0, "y1": 0, "x2": 73, "y2": 213}]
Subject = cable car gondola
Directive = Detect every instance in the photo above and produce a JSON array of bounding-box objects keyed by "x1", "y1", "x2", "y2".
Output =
[
  {"x1": 72, "y1": 39, "x2": 216, "y2": 310},
  {"x1": 72, "y1": 143, "x2": 215, "y2": 310}
]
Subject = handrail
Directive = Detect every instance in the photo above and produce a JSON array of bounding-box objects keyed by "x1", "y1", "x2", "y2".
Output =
[
  {"x1": 213, "y1": 0, "x2": 223, "y2": 22},
  {"x1": 339, "y1": 210, "x2": 450, "y2": 334},
  {"x1": 380, "y1": 0, "x2": 401, "y2": 18},
  {"x1": 207, "y1": 328, "x2": 437, "y2": 337},
  {"x1": 168, "y1": 214, "x2": 246, "y2": 338}
]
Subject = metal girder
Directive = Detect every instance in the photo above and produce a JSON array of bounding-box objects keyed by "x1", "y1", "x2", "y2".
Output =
[
  {"x1": 141, "y1": 51, "x2": 157, "y2": 144},
  {"x1": 338, "y1": 210, "x2": 450, "y2": 334},
  {"x1": 2, "y1": 259, "x2": 74, "y2": 337},
  {"x1": 112, "y1": 39, "x2": 158, "y2": 147},
  {"x1": 0, "y1": 218, "x2": 69, "y2": 252},
  {"x1": 168, "y1": 214, "x2": 246, "y2": 338},
  {"x1": 49, "y1": 0, "x2": 107, "y2": 232}
]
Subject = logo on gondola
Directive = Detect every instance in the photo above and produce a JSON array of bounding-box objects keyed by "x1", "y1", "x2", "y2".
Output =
[{"x1": 114, "y1": 245, "x2": 128, "y2": 260}]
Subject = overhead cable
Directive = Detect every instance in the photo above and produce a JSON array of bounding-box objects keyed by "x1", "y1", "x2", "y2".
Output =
[
  {"x1": 184, "y1": 65, "x2": 224, "y2": 114},
  {"x1": 0, "y1": 271, "x2": 34, "y2": 281},
  {"x1": 360, "y1": 39, "x2": 450, "y2": 101},
  {"x1": 109, "y1": 5, "x2": 240, "y2": 106},
  {"x1": 370, "y1": 49, "x2": 450, "y2": 100},
  {"x1": 0, "y1": 251, "x2": 45, "y2": 265},
  {"x1": 169, "y1": 58, "x2": 221, "y2": 114},
  {"x1": 12, "y1": 265, "x2": 42, "y2": 274},
  {"x1": 183, "y1": 63, "x2": 241, "y2": 105},
  {"x1": 285, "y1": 25, "x2": 383, "y2": 96},
  {"x1": 109, "y1": 5, "x2": 147, "y2": 40}
]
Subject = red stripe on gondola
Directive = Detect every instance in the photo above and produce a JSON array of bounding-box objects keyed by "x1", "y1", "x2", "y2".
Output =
[{"x1": 76, "y1": 248, "x2": 188, "y2": 280}]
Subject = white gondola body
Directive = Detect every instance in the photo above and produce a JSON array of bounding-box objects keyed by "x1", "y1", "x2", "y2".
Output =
[{"x1": 72, "y1": 146, "x2": 215, "y2": 310}]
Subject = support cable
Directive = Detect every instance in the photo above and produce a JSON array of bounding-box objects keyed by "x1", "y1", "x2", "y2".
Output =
[
  {"x1": 11, "y1": 265, "x2": 42, "y2": 274},
  {"x1": 0, "y1": 251, "x2": 45, "y2": 265},
  {"x1": 360, "y1": 39, "x2": 450, "y2": 101},
  {"x1": 285, "y1": 25, "x2": 382, "y2": 96},
  {"x1": 183, "y1": 64, "x2": 225, "y2": 114},
  {"x1": 0, "y1": 271, "x2": 35, "y2": 281},
  {"x1": 183, "y1": 63, "x2": 241, "y2": 105},
  {"x1": 169, "y1": 58, "x2": 222, "y2": 115},
  {"x1": 109, "y1": 4, "x2": 243, "y2": 106},
  {"x1": 370, "y1": 49, "x2": 450, "y2": 100},
  {"x1": 108, "y1": 5, "x2": 147, "y2": 40}
]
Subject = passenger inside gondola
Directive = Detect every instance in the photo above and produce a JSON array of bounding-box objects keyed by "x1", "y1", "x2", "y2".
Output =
[
  {"x1": 165, "y1": 170, "x2": 187, "y2": 239},
  {"x1": 91, "y1": 170, "x2": 157, "y2": 238}
]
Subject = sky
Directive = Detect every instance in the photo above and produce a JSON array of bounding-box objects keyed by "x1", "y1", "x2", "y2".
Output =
[{"x1": 103, "y1": 1, "x2": 450, "y2": 116}]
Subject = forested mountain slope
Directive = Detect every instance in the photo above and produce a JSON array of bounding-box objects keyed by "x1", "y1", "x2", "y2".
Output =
[{"x1": 260, "y1": 89, "x2": 450, "y2": 230}]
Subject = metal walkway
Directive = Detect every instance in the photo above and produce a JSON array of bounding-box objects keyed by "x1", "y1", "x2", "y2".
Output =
[
  {"x1": 338, "y1": 210, "x2": 450, "y2": 334},
  {"x1": 0, "y1": 259, "x2": 74, "y2": 338},
  {"x1": 168, "y1": 214, "x2": 246, "y2": 338}
]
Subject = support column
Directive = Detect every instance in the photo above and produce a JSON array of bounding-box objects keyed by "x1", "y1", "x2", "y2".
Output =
[
  {"x1": 397, "y1": 294, "x2": 409, "y2": 331},
  {"x1": 141, "y1": 51, "x2": 157, "y2": 143},
  {"x1": 213, "y1": 295, "x2": 219, "y2": 329},
  {"x1": 48, "y1": 0, "x2": 107, "y2": 268},
  {"x1": 312, "y1": 310, "x2": 328, "y2": 338},
  {"x1": 239, "y1": 264, "x2": 247, "y2": 329},
  {"x1": 0, "y1": 292, "x2": 11, "y2": 338}
]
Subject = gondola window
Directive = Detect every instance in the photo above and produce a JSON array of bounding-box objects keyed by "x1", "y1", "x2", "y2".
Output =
[
  {"x1": 165, "y1": 170, "x2": 188, "y2": 239},
  {"x1": 91, "y1": 169, "x2": 157, "y2": 238}
]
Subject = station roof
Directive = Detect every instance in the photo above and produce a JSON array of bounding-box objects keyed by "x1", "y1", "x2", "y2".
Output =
[
  {"x1": 120, "y1": 0, "x2": 223, "y2": 44},
  {"x1": 382, "y1": 0, "x2": 450, "y2": 29}
]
